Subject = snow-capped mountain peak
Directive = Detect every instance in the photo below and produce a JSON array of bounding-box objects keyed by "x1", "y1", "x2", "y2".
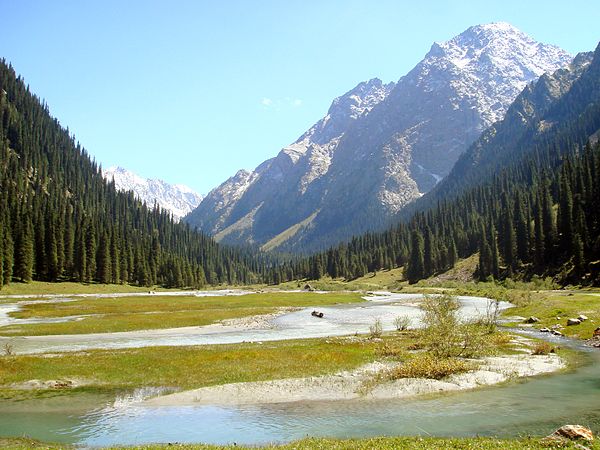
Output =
[
  {"x1": 103, "y1": 166, "x2": 203, "y2": 221},
  {"x1": 186, "y1": 22, "x2": 572, "y2": 253}
]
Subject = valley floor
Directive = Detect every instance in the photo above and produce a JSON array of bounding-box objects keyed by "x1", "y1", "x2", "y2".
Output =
[{"x1": 0, "y1": 275, "x2": 598, "y2": 447}]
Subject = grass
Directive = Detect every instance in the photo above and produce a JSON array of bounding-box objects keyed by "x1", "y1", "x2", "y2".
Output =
[
  {"x1": 0, "y1": 281, "x2": 181, "y2": 297},
  {"x1": 505, "y1": 290, "x2": 600, "y2": 339},
  {"x1": 0, "y1": 327, "x2": 523, "y2": 399},
  {"x1": 0, "y1": 337, "x2": 376, "y2": 394},
  {"x1": 0, "y1": 292, "x2": 362, "y2": 336},
  {"x1": 274, "y1": 268, "x2": 407, "y2": 292},
  {"x1": 3, "y1": 436, "x2": 599, "y2": 450}
]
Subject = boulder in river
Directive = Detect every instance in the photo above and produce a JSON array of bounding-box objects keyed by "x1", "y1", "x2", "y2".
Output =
[
  {"x1": 539, "y1": 327, "x2": 550, "y2": 333},
  {"x1": 544, "y1": 424, "x2": 594, "y2": 443},
  {"x1": 567, "y1": 318, "x2": 581, "y2": 326},
  {"x1": 525, "y1": 316, "x2": 540, "y2": 324}
]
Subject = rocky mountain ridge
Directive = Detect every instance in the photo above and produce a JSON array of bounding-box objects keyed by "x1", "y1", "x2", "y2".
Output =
[
  {"x1": 186, "y1": 22, "x2": 571, "y2": 252},
  {"x1": 104, "y1": 166, "x2": 203, "y2": 221}
]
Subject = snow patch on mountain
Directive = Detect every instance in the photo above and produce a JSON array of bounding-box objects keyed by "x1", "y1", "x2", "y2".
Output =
[{"x1": 103, "y1": 166, "x2": 203, "y2": 221}]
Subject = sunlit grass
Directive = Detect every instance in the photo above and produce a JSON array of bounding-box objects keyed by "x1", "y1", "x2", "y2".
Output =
[
  {"x1": 0, "y1": 337, "x2": 376, "y2": 393},
  {"x1": 3, "y1": 435, "x2": 599, "y2": 450},
  {"x1": 0, "y1": 292, "x2": 363, "y2": 336}
]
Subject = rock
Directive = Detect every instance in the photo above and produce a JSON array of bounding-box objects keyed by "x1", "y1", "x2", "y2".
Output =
[
  {"x1": 304, "y1": 283, "x2": 315, "y2": 292},
  {"x1": 567, "y1": 318, "x2": 582, "y2": 326},
  {"x1": 539, "y1": 327, "x2": 551, "y2": 333},
  {"x1": 311, "y1": 310, "x2": 324, "y2": 318},
  {"x1": 525, "y1": 316, "x2": 540, "y2": 324},
  {"x1": 556, "y1": 316, "x2": 561, "y2": 320},
  {"x1": 544, "y1": 424, "x2": 594, "y2": 443},
  {"x1": 594, "y1": 327, "x2": 600, "y2": 338},
  {"x1": 551, "y1": 324, "x2": 564, "y2": 330},
  {"x1": 578, "y1": 314, "x2": 589, "y2": 322},
  {"x1": 551, "y1": 330, "x2": 563, "y2": 336}
]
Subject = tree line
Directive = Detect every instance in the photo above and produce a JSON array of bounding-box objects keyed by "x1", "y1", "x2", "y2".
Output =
[
  {"x1": 266, "y1": 137, "x2": 600, "y2": 286},
  {"x1": 0, "y1": 60, "x2": 273, "y2": 290}
]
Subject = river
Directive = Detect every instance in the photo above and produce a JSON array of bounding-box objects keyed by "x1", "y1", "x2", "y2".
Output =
[{"x1": 0, "y1": 292, "x2": 598, "y2": 446}]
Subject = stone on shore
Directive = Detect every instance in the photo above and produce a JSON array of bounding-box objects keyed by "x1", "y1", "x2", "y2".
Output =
[{"x1": 544, "y1": 424, "x2": 594, "y2": 443}]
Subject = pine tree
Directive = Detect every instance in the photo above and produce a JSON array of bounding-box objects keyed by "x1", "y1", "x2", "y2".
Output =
[
  {"x1": 558, "y1": 171, "x2": 574, "y2": 255},
  {"x1": 405, "y1": 230, "x2": 425, "y2": 284},
  {"x1": 14, "y1": 217, "x2": 34, "y2": 282}
]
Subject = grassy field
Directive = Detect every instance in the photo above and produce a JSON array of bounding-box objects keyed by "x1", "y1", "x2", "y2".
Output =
[
  {"x1": 506, "y1": 290, "x2": 600, "y2": 339},
  {"x1": 0, "y1": 337, "x2": 374, "y2": 394},
  {"x1": 2, "y1": 436, "x2": 598, "y2": 450},
  {"x1": 0, "y1": 281, "x2": 184, "y2": 297},
  {"x1": 0, "y1": 327, "x2": 532, "y2": 400},
  {"x1": 0, "y1": 292, "x2": 362, "y2": 336}
]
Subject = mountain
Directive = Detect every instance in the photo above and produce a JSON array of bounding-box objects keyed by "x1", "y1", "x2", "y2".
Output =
[
  {"x1": 269, "y1": 41, "x2": 600, "y2": 286},
  {"x1": 186, "y1": 78, "x2": 394, "y2": 248},
  {"x1": 414, "y1": 47, "x2": 598, "y2": 212},
  {"x1": 103, "y1": 166, "x2": 203, "y2": 222},
  {"x1": 186, "y1": 23, "x2": 571, "y2": 253}
]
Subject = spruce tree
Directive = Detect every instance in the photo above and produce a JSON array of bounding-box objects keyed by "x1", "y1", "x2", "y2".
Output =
[
  {"x1": 14, "y1": 218, "x2": 34, "y2": 282},
  {"x1": 405, "y1": 230, "x2": 425, "y2": 284}
]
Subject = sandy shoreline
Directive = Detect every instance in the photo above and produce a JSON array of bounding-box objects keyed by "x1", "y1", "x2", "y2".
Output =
[{"x1": 143, "y1": 350, "x2": 564, "y2": 407}]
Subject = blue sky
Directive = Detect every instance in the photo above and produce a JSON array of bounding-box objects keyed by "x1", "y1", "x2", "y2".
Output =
[{"x1": 1, "y1": 1, "x2": 598, "y2": 194}]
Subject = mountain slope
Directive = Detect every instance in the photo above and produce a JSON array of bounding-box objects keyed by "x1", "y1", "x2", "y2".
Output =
[
  {"x1": 269, "y1": 40, "x2": 600, "y2": 286},
  {"x1": 0, "y1": 60, "x2": 260, "y2": 290},
  {"x1": 103, "y1": 166, "x2": 203, "y2": 221},
  {"x1": 187, "y1": 23, "x2": 571, "y2": 253},
  {"x1": 186, "y1": 78, "x2": 394, "y2": 246},
  {"x1": 413, "y1": 47, "x2": 599, "y2": 213}
]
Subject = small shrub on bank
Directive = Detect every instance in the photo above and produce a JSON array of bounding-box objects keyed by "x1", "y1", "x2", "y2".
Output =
[
  {"x1": 394, "y1": 315, "x2": 412, "y2": 331},
  {"x1": 369, "y1": 319, "x2": 383, "y2": 339},
  {"x1": 389, "y1": 354, "x2": 477, "y2": 380},
  {"x1": 377, "y1": 341, "x2": 405, "y2": 358},
  {"x1": 421, "y1": 294, "x2": 488, "y2": 358},
  {"x1": 532, "y1": 341, "x2": 555, "y2": 355}
]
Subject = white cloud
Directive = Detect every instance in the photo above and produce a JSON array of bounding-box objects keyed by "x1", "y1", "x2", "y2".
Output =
[{"x1": 260, "y1": 97, "x2": 303, "y2": 109}]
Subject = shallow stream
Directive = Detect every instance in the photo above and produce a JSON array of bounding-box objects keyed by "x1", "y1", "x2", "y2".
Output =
[{"x1": 0, "y1": 293, "x2": 598, "y2": 446}]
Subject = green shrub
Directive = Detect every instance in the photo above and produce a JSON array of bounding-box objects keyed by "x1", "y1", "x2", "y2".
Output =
[
  {"x1": 389, "y1": 354, "x2": 477, "y2": 380},
  {"x1": 369, "y1": 319, "x2": 383, "y2": 339}
]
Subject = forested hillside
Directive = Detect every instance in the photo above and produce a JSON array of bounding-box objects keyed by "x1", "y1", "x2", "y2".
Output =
[
  {"x1": 0, "y1": 60, "x2": 265, "y2": 290},
  {"x1": 270, "y1": 43, "x2": 600, "y2": 286}
]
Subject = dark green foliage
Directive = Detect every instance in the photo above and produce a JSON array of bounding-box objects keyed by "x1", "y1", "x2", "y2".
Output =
[
  {"x1": 406, "y1": 230, "x2": 425, "y2": 284},
  {"x1": 0, "y1": 60, "x2": 269, "y2": 290}
]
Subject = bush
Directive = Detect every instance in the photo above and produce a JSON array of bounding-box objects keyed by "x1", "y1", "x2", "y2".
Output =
[
  {"x1": 377, "y1": 340, "x2": 405, "y2": 358},
  {"x1": 394, "y1": 315, "x2": 412, "y2": 331},
  {"x1": 478, "y1": 299, "x2": 501, "y2": 334},
  {"x1": 369, "y1": 319, "x2": 383, "y2": 339},
  {"x1": 389, "y1": 354, "x2": 477, "y2": 380},
  {"x1": 532, "y1": 341, "x2": 555, "y2": 355},
  {"x1": 420, "y1": 294, "x2": 487, "y2": 358},
  {"x1": 2, "y1": 342, "x2": 14, "y2": 356}
]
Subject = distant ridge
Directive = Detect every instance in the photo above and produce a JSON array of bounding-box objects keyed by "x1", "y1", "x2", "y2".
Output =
[{"x1": 104, "y1": 166, "x2": 203, "y2": 221}]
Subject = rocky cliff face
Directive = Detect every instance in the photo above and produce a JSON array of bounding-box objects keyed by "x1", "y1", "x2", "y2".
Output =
[
  {"x1": 103, "y1": 166, "x2": 203, "y2": 221},
  {"x1": 186, "y1": 23, "x2": 571, "y2": 252},
  {"x1": 417, "y1": 46, "x2": 598, "y2": 208}
]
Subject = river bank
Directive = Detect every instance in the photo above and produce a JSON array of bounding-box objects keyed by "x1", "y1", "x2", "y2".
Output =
[{"x1": 144, "y1": 350, "x2": 564, "y2": 407}]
